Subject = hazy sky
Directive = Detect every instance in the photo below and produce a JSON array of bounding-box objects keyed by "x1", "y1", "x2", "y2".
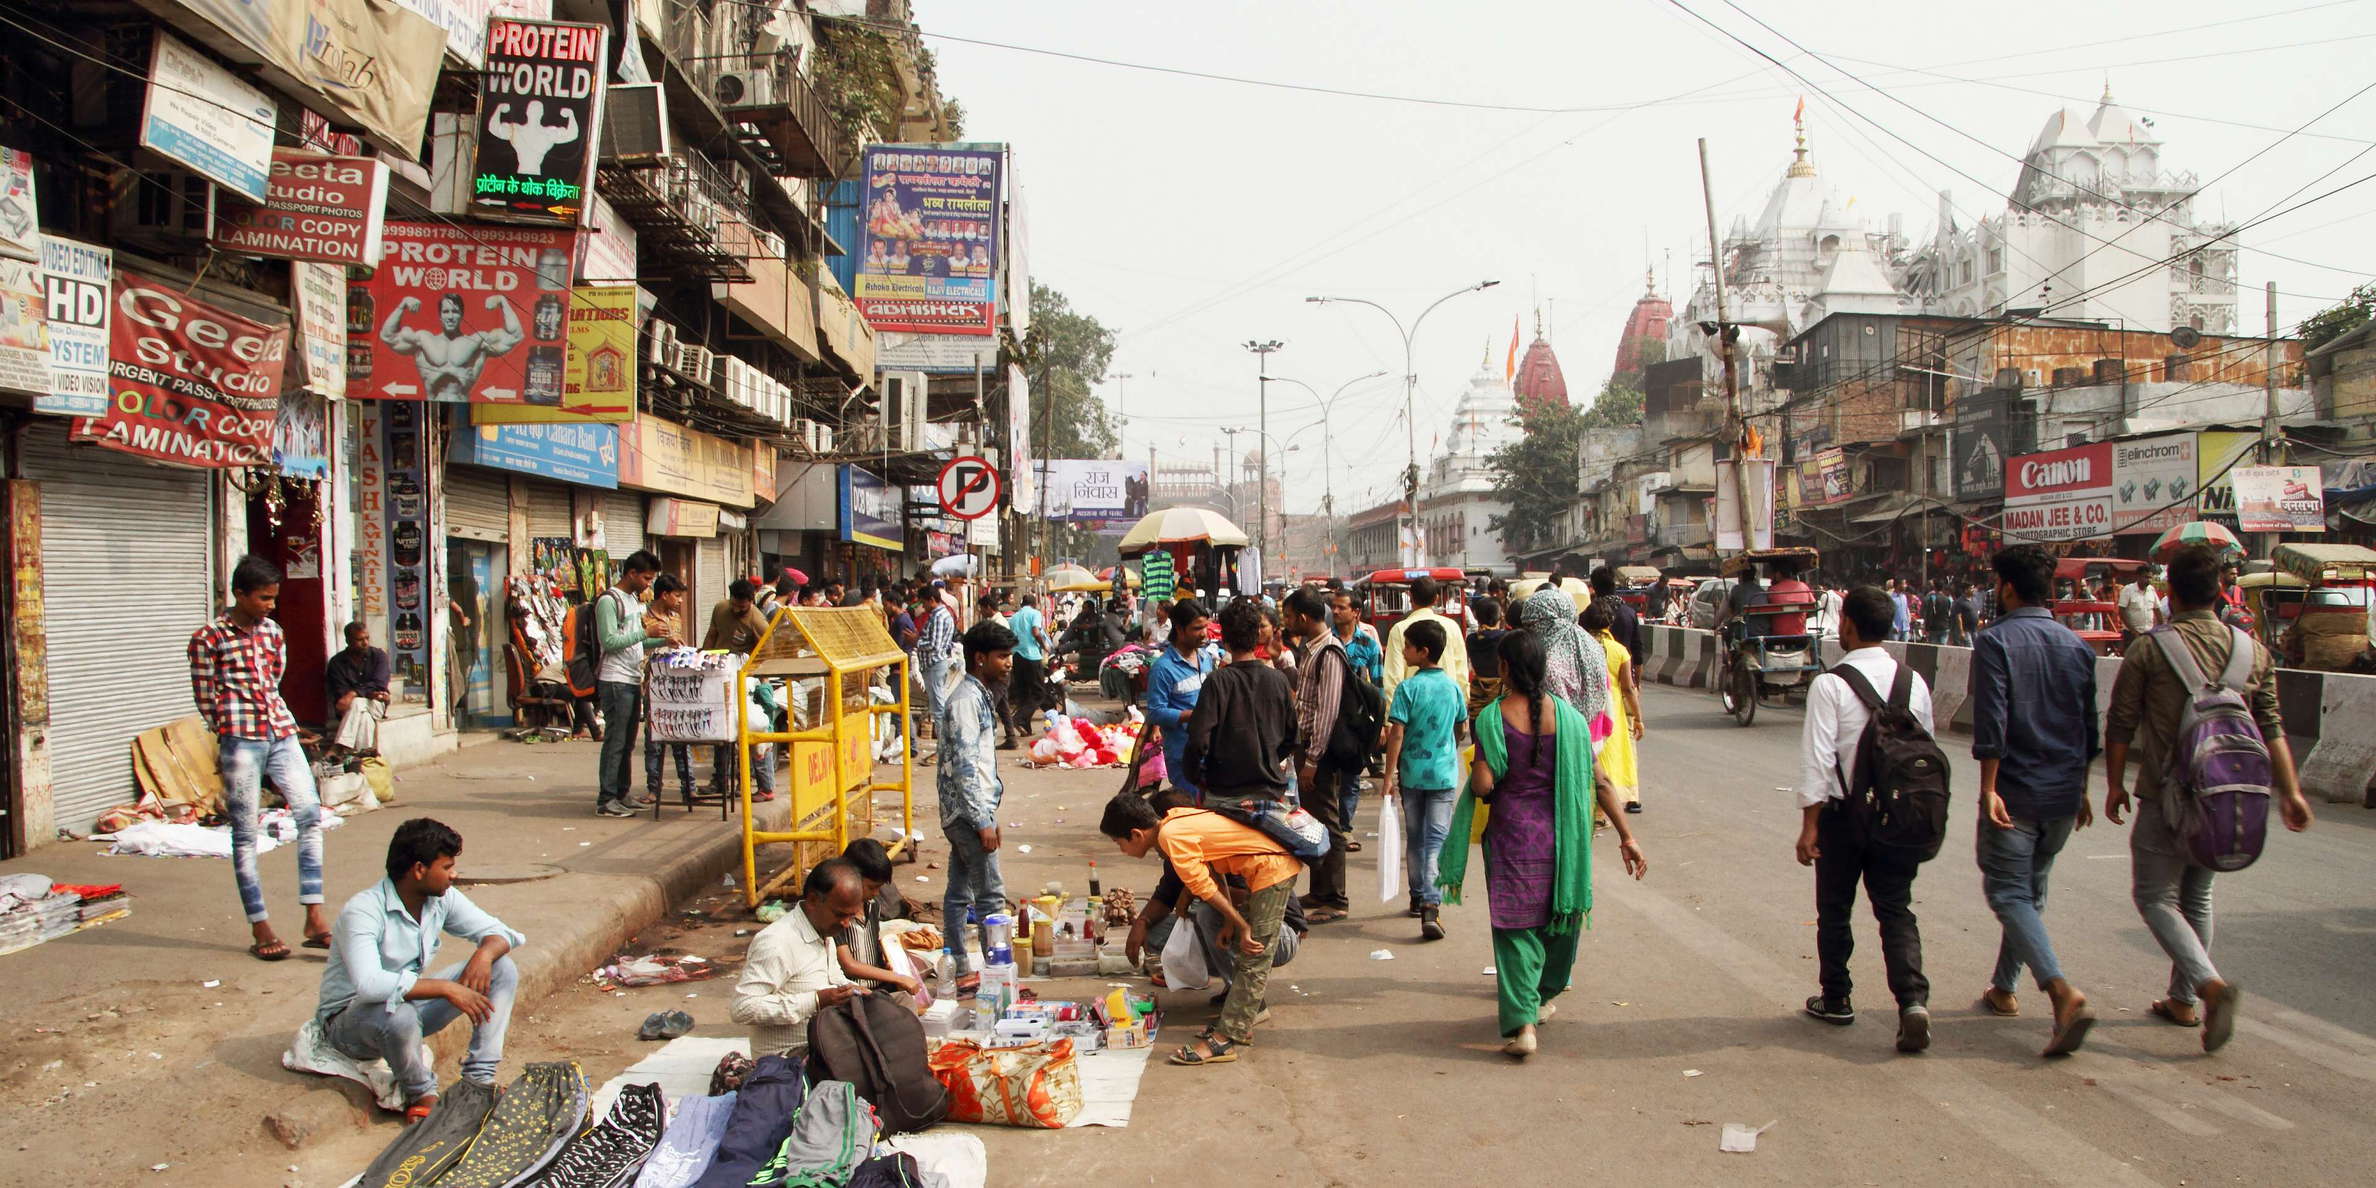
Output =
[{"x1": 918, "y1": 0, "x2": 2376, "y2": 517}]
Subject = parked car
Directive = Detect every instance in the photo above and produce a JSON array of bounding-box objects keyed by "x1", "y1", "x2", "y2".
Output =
[{"x1": 1688, "y1": 577, "x2": 1737, "y2": 630}]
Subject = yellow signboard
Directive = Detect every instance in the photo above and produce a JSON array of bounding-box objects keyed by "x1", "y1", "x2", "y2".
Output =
[
  {"x1": 620, "y1": 413, "x2": 755, "y2": 506},
  {"x1": 473, "y1": 286, "x2": 637, "y2": 423}
]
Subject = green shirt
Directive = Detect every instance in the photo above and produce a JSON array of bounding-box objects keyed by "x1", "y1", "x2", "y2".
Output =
[{"x1": 1388, "y1": 666, "x2": 1465, "y2": 791}]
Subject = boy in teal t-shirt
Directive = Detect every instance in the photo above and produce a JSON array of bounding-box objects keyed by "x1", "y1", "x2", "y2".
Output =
[{"x1": 1382, "y1": 618, "x2": 1466, "y2": 941}]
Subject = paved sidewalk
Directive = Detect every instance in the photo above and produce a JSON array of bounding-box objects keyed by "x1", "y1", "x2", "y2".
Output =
[{"x1": 0, "y1": 736, "x2": 795, "y2": 1177}]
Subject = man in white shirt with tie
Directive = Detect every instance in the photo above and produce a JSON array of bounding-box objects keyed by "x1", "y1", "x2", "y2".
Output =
[{"x1": 1795, "y1": 586, "x2": 1936, "y2": 1053}]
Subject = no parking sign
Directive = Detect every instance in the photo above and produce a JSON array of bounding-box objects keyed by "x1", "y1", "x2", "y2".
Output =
[{"x1": 937, "y1": 455, "x2": 1002, "y2": 521}]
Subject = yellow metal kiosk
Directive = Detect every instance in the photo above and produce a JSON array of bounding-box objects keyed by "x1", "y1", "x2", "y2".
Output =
[{"x1": 734, "y1": 606, "x2": 914, "y2": 909}]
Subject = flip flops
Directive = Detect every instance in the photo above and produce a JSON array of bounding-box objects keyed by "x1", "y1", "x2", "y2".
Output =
[
  {"x1": 2043, "y1": 1004, "x2": 2096, "y2": 1058},
  {"x1": 1978, "y1": 989, "x2": 2020, "y2": 1017},
  {"x1": 303, "y1": 931, "x2": 333, "y2": 950},
  {"x1": 250, "y1": 938, "x2": 291, "y2": 962},
  {"x1": 2148, "y1": 998, "x2": 2202, "y2": 1028},
  {"x1": 637, "y1": 1010, "x2": 695, "y2": 1041},
  {"x1": 2201, "y1": 983, "x2": 2242, "y2": 1054}
]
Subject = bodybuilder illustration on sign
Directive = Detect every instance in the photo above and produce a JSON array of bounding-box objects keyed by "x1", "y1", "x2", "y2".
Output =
[
  {"x1": 487, "y1": 101, "x2": 581, "y2": 175},
  {"x1": 379, "y1": 293, "x2": 524, "y2": 401}
]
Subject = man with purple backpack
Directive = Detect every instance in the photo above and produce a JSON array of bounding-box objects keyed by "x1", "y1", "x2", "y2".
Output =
[{"x1": 2105, "y1": 545, "x2": 2315, "y2": 1054}]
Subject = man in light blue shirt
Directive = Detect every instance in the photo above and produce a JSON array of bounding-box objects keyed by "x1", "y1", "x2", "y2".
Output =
[
  {"x1": 939, "y1": 622, "x2": 1016, "y2": 984},
  {"x1": 1007, "y1": 593, "x2": 1051, "y2": 732},
  {"x1": 1144, "y1": 599, "x2": 1218, "y2": 801},
  {"x1": 317, "y1": 818, "x2": 523, "y2": 1117}
]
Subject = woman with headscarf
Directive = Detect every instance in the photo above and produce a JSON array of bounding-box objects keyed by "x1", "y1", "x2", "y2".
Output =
[
  {"x1": 1439, "y1": 630, "x2": 1647, "y2": 1059},
  {"x1": 1516, "y1": 586, "x2": 1612, "y2": 747}
]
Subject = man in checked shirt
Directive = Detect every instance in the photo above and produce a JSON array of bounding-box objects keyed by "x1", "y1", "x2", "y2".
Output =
[{"x1": 188, "y1": 556, "x2": 330, "y2": 962}]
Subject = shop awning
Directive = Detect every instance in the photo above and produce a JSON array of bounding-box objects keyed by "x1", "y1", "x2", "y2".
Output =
[{"x1": 1851, "y1": 495, "x2": 1921, "y2": 524}]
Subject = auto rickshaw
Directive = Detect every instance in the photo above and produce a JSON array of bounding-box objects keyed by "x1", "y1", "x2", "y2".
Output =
[
  {"x1": 2052, "y1": 598, "x2": 2124, "y2": 655},
  {"x1": 1359, "y1": 567, "x2": 1472, "y2": 632},
  {"x1": 1715, "y1": 547, "x2": 1824, "y2": 726},
  {"x1": 1615, "y1": 565, "x2": 1662, "y2": 614},
  {"x1": 2245, "y1": 543, "x2": 2376, "y2": 673}
]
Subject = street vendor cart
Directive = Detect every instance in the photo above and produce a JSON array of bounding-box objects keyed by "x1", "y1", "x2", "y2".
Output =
[{"x1": 2249, "y1": 543, "x2": 2376, "y2": 673}]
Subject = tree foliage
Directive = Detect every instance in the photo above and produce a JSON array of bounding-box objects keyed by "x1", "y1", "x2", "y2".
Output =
[
  {"x1": 2299, "y1": 280, "x2": 2376, "y2": 352},
  {"x1": 1485, "y1": 400, "x2": 1589, "y2": 554},
  {"x1": 1580, "y1": 377, "x2": 1645, "y2": 429},
  {"x1": 1016, "y1": 286, "x2": 1121, "y2": 563}
]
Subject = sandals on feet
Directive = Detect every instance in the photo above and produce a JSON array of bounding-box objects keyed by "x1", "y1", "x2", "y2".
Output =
[
  {"x1": 1168, "y1": 1036, "x2": 1239, "y2": 1066},
  {"x1": 1305, "y1": 907, "x2": 1347, "y2": 925},
  {"x1": 2201, "y1": 983, "x2": 2242, "y2": 1054},
  {"x1": 302, "y1": 931, "x2": 333, "y2": 950},
  {"x1": 1979, "y1": 989, "x2": 2020, "y2": 1017},
  {"x1": 403, "y1": 1095, "x2": 439, "y2": 1125},
  {"x1": 250, "y1": 938, "x2": 292, "y2": 962},
  {"x1": 2148, "y1": 998, "x2": 2202, "y2": 1028}
]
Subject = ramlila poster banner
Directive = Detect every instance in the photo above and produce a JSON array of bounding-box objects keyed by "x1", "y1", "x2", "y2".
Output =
[
  {"x1": 1034, "y1": 459, "x2": 1150, "y2": 522},
  {"x1": 471, "y1": 284, "x2": 634, "y2": 422},
  {"x1": 0, "y1": 145, "x2": 38, "y2": 261},
  {"x1": 212, "y1": 149, "x2": 391, "y2": 266},
  {"x1": 347, "y1": 221, "x2": 577, "y2": 403},
  {"x1": 2231, "y1": 466, "x2": 2326, "y2": 533},
  {"x1": 472, "y1": 19, "x2": 608, "y2": 225},
  {"x1": 37, "y1": 236, "x2": 109, "y2": 416},
  {"x1": 855, "y1": 145, "x2": 1001, "y2": 335},
  {"x1": 74, "y1": 272, "x2": 287, "y2": 468}
]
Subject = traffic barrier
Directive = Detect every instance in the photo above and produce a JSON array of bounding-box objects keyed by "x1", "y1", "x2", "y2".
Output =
[{"x1": 1638, "y1": 624, "x2": 2376, "y2": 807}]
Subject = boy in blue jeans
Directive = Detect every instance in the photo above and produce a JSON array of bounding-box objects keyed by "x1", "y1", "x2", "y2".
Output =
[{"x1": 1382, "y1": 618, "x2": 1465, "y2": 941}]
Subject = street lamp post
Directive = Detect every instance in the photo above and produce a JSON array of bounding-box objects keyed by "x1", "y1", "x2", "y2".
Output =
[
  {"x1": 1265, "y1": 370, "x2": 1388, "y2": 527},
  {"x1": 1308, "y1": 281, "x2": 1498, "y2": 565},
  {"x1": 1243, "y1": 340, "x2": 1284, "y2": 563},
  {"x1": 1229, "y1": 426, "x2": 1308, "y2": 577}
]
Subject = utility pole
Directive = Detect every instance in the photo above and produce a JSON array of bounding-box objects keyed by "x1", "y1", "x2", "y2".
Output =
[
  {"x1": 1699, "y1": 137, "x2": 1756, "y2": 560},
  {"x1": 1243, "y1": 340, "x2": 1283, "y2": 564},
  {"x1": 2262, "y1": 281, "x2": 2281, "y2": 556}
]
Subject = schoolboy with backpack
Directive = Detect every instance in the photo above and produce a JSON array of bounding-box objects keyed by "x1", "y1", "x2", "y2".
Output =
[
  {"x1": 2104, "y1": 545, "x2": 2315, "y2": 1054},
  {"x1": 1793, "y1": 586, "x2": 1944, "y2": 1054}
]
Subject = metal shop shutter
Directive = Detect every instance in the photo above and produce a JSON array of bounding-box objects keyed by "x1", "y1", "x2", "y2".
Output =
[
  {"x1": 696, "y1": 534, "x2": 728, "y2": 617},
  {"x1": 604, "y1": 490, "x2": 645, "y2": 556},
  {"x1": 21, "y1": 424, "x2": 214, "y2": 833},
  {"x1": 525, "y1": 481, "x2": 573, "y2": 540},
  {"x1": 444, "y1": 468, "x2": 508, "y2": 543}
]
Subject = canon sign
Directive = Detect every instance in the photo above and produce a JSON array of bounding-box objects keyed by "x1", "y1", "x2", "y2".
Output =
[{"x1": 2018, "y1": 455, "x2": 2093, "y2": 490}]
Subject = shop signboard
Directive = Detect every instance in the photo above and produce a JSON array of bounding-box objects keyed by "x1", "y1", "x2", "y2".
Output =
[
  {"x1": 854, "y1": 145, "x2": 1001, "y2": 334},
  {"x1": 472, "y1": 285, "x2": 634, "y2": 422},
  {"x1": 452, "y1": 417, "x2": 620, "y2": 487},
  {"x1": 619, "y1": 414, "x2": 752, "y2": 505},
  {"x1": 381, "y1": 401, "x2": 431, "y2": 698},
  {"x1": 2002, "y1": 441, "x2": 2113, "y2": 542},
  {"x1": 212, "y1": 149, "x2": 390, "y2": 266},
  {"x1": 36, "y1": 236, "x2": 110, "y2": 416},
  {"x1": 0, "y1": 256, "x2": 46, "y2": 395},
  {"x1": 392, "y1": 0, "x2": 555, "y2": 68},
  {"x1": 163, "y1": 0, "x2": 447, "y2": 160},
  {"x1": 1816, "y1": 446, "x2": 1850, "y2": 503},
  {"x1": 1034, "y1": 459, "x2": 1149, "y2": 522},
  {"x1": 2231, "y1": 466, "x2": 2326, "y2": 533},
  {"x1": 471, "y1": 18, "x2": 608, "y2": 226},
  {"x1": 2110, "y1": 433, "x2": 2196, "y2": 536},
  {"x1": 875, "y1": 330, "x2": 996, "y2": 374},
  {"x1": 292, "y1": 260, "x2": 346, "y2": 400},
  {"x1": 840, "y1": 464, "x2": 901, "y2": 550},
  {"x1": 141, "y1": 32, "x2": 276, "y2": 202},
  {"x1": 74, "y1": 271, "x2": 287, "y2": 468},
  {"x1": 1954, "y1": 388, "x2": 2011, "y2": 501},
  {"x1": 579, "y1": 191, "x2": 637, "y2": 284},
  {"x1": 2196, "y1": 429, "x2": 2259, "y2": 521},
  {"x1": 646, "y1": 496, "x2": 721, "y2": 538},
  {"x1": 347, "y1": 221, "x2": 578, "y2": 404},
  {"x1": 0, "y1": 145, "x2": 38, "y2": 261}
]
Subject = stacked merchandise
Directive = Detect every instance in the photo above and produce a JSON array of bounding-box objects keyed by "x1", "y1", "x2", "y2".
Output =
[
  {"x1": 0, "y1": 875, "x2": 129, "y2": 955},
  {"x1": 59, "y1": 883, "x2": 131, "y2": 927},
  {"x1": 31, "y1": 891, "x2": 81, "y2": 941}
]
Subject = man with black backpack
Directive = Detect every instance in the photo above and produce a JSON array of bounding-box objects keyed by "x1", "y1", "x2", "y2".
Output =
[
  {"x1": 588, "y1": 550, "x2": 678, "y2": 817},
  {"x1": 2105, "y1": 545, "x2": 2314, "y2": 1054},
  {"x1": 1795, "y1": 586, "x2": 1941, "y2": 1053},
  {"x1": 1283, "y1": 587, "x2": 1362, "y2": 924}
]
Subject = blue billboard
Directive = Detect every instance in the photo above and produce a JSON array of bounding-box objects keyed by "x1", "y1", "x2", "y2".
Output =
[{"x1": 450, "y1": 421, "x2": 620, "y2": 488}]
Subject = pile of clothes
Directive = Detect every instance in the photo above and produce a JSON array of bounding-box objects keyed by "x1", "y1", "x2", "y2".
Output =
[
  {"x1": 1022, "y1": 712, "x2": 1143, "y2": 770},
  {"x1": 0, "y1": 874, "x2": 128, "y2": 957}
]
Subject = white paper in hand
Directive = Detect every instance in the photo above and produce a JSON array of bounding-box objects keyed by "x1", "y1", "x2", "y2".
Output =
[{"x1": 1376, "y1": 794, "x2": 1405, "y2": 904}]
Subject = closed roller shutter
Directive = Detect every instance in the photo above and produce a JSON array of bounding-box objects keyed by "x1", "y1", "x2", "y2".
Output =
[
  {"x1": 696, "y1": 535, "x2": 728, "y2": 617},
  {"x1": 604, "y1": 490, "x2": 645, "y2": 556},
  {"x1": 21, "y1": 424, "x2": 214, "y2": 833},
  {"x1": 525, "y1": 481, "x2": 572, "y2": 540},
  {"x1": 445, "y1": 469, "x2": 508, "y2": 542}
]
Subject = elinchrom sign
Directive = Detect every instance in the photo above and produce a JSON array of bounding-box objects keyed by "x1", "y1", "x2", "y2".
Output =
[
  {"x1": 212, "y1": 149, "x2": 391, "y2": 266},
  {"x1": 2002, "y1": 441, "x2": 2112, "y2": 542},
  {"x1": 472, "y1": 18, "x2": 607, "y2": 225},
  {"x1": 74, "y1": 272, "x2": 286, "y2": 467}
]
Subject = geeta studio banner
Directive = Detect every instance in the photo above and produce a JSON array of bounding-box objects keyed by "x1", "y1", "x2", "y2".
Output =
[
  {"x1": 346, "y1": 220, "x2": 577, "y2": 403},
  {"x1": 74, "y1": 272, "x2": 287, "y2": 468},
  {"x1": 471, "y1": 18, "x2": 608, "y2": 225},
  {"x1": 854, "y1": 145, "x2": 1001, "y2": 335}
]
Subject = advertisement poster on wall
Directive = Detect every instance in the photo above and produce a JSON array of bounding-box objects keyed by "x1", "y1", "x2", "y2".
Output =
[
  {"x1": 36, "y1": 236, "x2": 109, "y2": 415},
  {"x1": 383, "y1": 401, "x2": 432, "y2": 698},
  {"x1": 0, "y1": 145, "x2": 38, "y2": 261},
  {"x1": 1034, "y1": 459, "x2": 1149, "y2": 522},
  {"x1": 1816, "y1": 446, "x2": 1851, "y2": 503},
  {"x1": 471, "y1": 18, "x2": 608, "y2": 225},
  {"x1": 347, "y1": 221, "x2": 578, "y2": 403},
  {"x1": 840, "y1": 464, "x2": 902, "y2": 551},
  {"x1": 169, "y1": 0, "x2": 446, "y2": 158},
  {"x1": 212, "y1": 149, "x2": 391, "y2": 266},
  {"x1": 293, "y1": 261, "x2": 347, "y2": 400},
  {"x1": 2195, "y1": 430, "x2": 2259, "y2": 521},
  {"x1": 1954, "y1": 389, "x2": 2010, "y2": 501},
  {"x1": 141, "y1": 32, "x2": 276, "y2": 202},
  {"x1": 2231, "y1": 466, "x2": 2326, "y2": 533},
  {"x1": 452, "y1": 419, "x2": 620, "y2": 487},
  {"x1": 2110, "y1": 433, "x2": 2196, "y2": 536},
  {"x1": 273, "y1": 390, "x2": 330, "y2": 479},
  {"x1": 73, "y1": 272, "x2": 287, "y2": 467},
  {"x1": 2002, "y1": 441, "x2": 2113, "y2": 542},
  {"x1": 472, "y1": 285, "x2": 634, "y2": 422},
  {"x1": 0, "y1": 256, "x2": 46, "y2": 394},
  {"x1": 854, "y1": 145, "x2": 1001, "y2": 334}
]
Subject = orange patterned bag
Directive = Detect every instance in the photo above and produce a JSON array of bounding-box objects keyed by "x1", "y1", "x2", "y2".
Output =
[{"x1": 927, "y1": 1037, "x2": 1084, "y2": 1128}]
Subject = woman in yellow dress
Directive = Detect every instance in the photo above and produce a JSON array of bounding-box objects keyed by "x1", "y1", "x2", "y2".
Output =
[{"x1": 1581, "y1": 597, "x2": 1643, "y2": 813}]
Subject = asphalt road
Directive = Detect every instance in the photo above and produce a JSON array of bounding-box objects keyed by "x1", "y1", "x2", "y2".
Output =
[{"x1": 992, "y1": 680, "x2": 2376, "y2": 1187}]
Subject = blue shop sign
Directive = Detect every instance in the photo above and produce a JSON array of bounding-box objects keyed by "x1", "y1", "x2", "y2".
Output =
[
  {"x1": 451, "y1": 421, "x2": 620, "y2": 488},
  {"x1": 840, "y1": 464, "x2": 902, "y2": 551}
]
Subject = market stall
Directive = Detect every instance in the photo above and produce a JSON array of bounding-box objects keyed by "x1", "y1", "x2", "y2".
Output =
[{"x1": 1114, "y1": 507, "x2": 1248, "y2": 602}]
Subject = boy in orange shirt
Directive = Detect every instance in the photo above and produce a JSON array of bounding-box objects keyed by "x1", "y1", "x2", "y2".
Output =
[{"x1": 1102, "y1": 789, "x2": 1297, "y2": 1067}]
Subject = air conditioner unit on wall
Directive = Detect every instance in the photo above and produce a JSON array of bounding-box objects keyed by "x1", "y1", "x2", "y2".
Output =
[
  {"x1": 713, "y1": 69, "x2": 776, "y2": 108},
  {"x1": 601, "y1": 83, "x2": 672, "y2": 164},
  {"x1": 880, "y1": 371, "x2": 930, "y2": 451}
]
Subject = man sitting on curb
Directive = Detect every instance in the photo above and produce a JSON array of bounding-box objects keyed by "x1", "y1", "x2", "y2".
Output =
[{"x1": 317, "y1": 818, "x2": 523, "y2": 1123}]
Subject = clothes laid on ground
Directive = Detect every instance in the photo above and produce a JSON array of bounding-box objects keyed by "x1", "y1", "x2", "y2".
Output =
[
  {"x1": 357, "y1": 1078, "x2": 498, "y2": 1188},
  {"x1": 522, "y1": 1081, "x2": 665, "y2": 1188},
  {"x1": 434, "y1": 1060, "x2": 590, "y2": 1188},
  {"x1": 754, "y1": 1079, "x2": 878, "y2": 1188},
  {"x1": 281, "y1": 1016, "x2": 420, "y2": 1112},
  {"x1": 630, "y1": 1092, "x2": 736, "y2": 1188},
  {"x1": 690, "y1": 1054, "x2": 806, "y2": 1188},
  {"x1": 94, "y1": 812, "x2": 345, "y2": 858}
]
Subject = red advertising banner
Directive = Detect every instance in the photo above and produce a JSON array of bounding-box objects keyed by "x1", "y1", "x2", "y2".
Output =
[
  {"x1": 211, "y1": 148, "x2": 390, "y2": 266},
  {"x1": 346, "y1": 221, "x2": 578, "y2": 403},
  {"x1": 73, "y1": 272, "x2": 286, "y2": 467},
  {"x1": 2003, "y1": 441, "x2": 2114, "y2": 542}
]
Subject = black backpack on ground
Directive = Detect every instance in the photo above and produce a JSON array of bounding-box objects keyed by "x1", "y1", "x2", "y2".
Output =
[
  {"x1": 805, "y1": 991, "x2": 948, "y2": 1135},
  {"x1": 1321, "y1": 641, "x2": 1384, "y2": 768},
  {"x1": 1831, "y1": 664, "x2": 1951, "y2": 861}
]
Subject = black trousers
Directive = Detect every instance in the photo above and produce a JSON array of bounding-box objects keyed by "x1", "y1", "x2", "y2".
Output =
[
  {"x1": 1814, "y1": 803, "x2": 1930, "y2": 1009},
  {"x1": 1303, "y1": 758, "x2": 1354, "y2": 909},
  {"x1": 1009, "y1": 656, "x2": 1045, "y2": 731}
]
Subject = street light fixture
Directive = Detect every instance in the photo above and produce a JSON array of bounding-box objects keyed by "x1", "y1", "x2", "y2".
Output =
[
  {"x1": 1264, "y1": 370, "x2": 1388, "y2": 522},
  {"x1": 1307, "y1": 281, "x2": 1498, "y2": 564},
  {"x1": 1243, "y1": 339, "x2": 1284, "y2": 562}
]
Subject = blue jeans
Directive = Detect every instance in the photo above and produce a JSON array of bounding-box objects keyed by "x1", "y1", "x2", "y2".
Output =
[
  {"x1": 1339, "y1": 767, "x2": 1362, "y2": 834},
  {"x1": 324, "y1": 955, "x2": 518, "y2": 1099},
  {"x1": 1401, "y1": 787, "x2": 1457, "y2": 906},
  {"x1": 1978, "y1": 813, "x2": 2075, "y2": 992},
  {"x1": 941, "y1": 818, "x2": 1005, "y2": 976},
  {"x1": 711, "y1": 743, "x2": 774, "y2": 796},
  {"x1": 597, "y1": 680, "x2": 641, "y2": 805},
  {"x1": 920, "y1": 654, "x2": 959, "y2": 738},
  {"x1": 644, "y1": 738, "x2": 693, "y2": 797},
  {"x1": 219, "y1": 735, "x2": 323, "y2": 924}
]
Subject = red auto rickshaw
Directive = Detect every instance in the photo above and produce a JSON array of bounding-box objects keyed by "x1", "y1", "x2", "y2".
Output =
[{"x1": 1357, "y1": 567, "x2": 1471, "y2": 633}]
